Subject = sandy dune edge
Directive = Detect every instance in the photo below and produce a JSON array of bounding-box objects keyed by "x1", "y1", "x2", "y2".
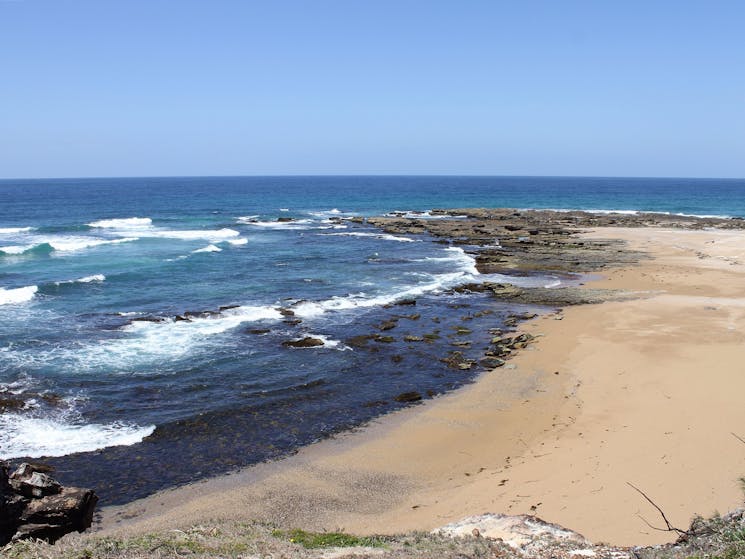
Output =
[{"x1": 100, "y1": 227, "x2": 745, "y2": 547}]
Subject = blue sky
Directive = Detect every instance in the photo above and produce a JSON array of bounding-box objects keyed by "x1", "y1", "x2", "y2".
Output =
[{"x1": 1, "y1": 1, "x2": 743, "y2": 178}]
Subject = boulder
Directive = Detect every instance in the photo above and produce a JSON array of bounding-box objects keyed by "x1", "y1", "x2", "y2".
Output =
[{"x1": 0, "y1": 462, "x2": 98, "y2": 545}]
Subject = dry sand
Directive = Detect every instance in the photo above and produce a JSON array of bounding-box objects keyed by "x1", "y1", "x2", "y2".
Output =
[{"x1": 100, "y1": 227, "x2": 745, "y2": 547}]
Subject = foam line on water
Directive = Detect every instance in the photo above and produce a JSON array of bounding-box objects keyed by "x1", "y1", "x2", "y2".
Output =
[
  {"x1": 88, "y1": 217, "x2": 153, "y2": 229},
  {"x1": 321, "y1": 231, "x2": 419, "y2": 243},
  {"x1": 0, "y1": 414, "x2": 155, "y2": 459},
  {"x1": 0, "y1": 227, "x2": 35, "y2": 234}
]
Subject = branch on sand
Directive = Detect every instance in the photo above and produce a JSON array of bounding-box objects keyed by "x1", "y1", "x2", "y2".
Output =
[{"x1": 627, "y1": 482, "x2": 690, "y2": 540}]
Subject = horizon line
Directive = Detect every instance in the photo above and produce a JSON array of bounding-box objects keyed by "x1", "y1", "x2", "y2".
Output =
[{"x1": 1, "y1": 173, "x2": 744, "y2": 181}]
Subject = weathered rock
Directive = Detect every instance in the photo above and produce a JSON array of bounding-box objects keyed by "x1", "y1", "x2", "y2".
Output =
[
  {"x1": 9, "y1": 470, "x2": 62, "y2": 498},
  {"x1": 1, "y1": 462, "x2": 98, "y2": 545},
  {"x1": 245, "y1": 328, "x2": 271, "y2": 335},
  {"x1": 374, "y1": 335, "x2": 395, "y2": 343},
  {"x1": 282, "y1": 337, "x2": 324, "y2": 348},
  {"x1": 480, "y1": 357, "x2": 505, "y2": 368},
  {"x1": 403, "y1": 335, "x2": 424, "y2": 342},
  {"x1": 395, "y1": 298, "x2": 417, "y2": 306},
  {"x1": 436, "y1": 513, "x2": 590, "y2": 549},
  {"x1": 378, "y1": 319, "x2": 398, "y2": 331}
]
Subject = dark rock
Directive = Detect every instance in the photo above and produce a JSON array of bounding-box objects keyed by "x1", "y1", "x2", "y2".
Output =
[
  {"x1": 1, "y1": 462, "x2": 98, "y2": 545},
  {"x1": 374, "y1": 335, "x2": 395, "y2": 343},
  {"x1": 395, "y1": 298, "x2": 417, "y2": 306},
  {"x1": 480, "y1": 357, "x2": 506, "y2": 368},
  {"x1": 276, "y1": 217, "x2": 295, "y2": 222},
  {"x1": 174, "y1": 315, "x2": 191, "y2": 322},
  {"x1": 218, "y1": 304, "x2": 240, "y2": 312},
  {"x1": 377, "y1": 319, "x2": 398, "y2": 331},
  {"x1": 283, "y1": 319, "x2": 302, "y2": 326},
  {"x1": 245, "y1": 328, "x2": 271, "y2": 335},
  {"x1": 404, "y1": 335, "x2": 424, "y2": 342},
  {"x1": 394, "y1": 391, "x2": 422, "y2": 403},
  {"x1": 346, "y1": 335, "x2": 375, "y2": 348},
  {"x1": 277, "y1": 308, "x2": 295, "y2": 317},
  {"x1": 282, "y1": 337, "x2": 324, "y2": 348},
  {"x1": 440, "y1": 351, "x2": 475, "y2": 370},
  {"x1": 391, "y1": 355, "x2": 404, "y2": 363},
  {"x1": 397, "y1": 312, "x2": 421, "y2": 320},
  {"x1": 0, "y1": 395, "x2": 26, "y2": 412},
  {"x1": 15, "y1": 487, "x2": 97, "y2": 543}
]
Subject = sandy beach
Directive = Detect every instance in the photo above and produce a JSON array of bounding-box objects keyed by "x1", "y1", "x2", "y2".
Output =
[{"x1": 100, "y1": 226, "x2": 745, "y2": 547}]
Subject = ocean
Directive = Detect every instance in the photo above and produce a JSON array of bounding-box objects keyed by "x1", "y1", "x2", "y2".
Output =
[{"x1": 1, "y1": 175, "x2": 743, "y2": 504}]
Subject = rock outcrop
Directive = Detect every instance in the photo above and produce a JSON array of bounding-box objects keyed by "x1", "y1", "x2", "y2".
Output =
[{"x1": 0, "y1": 462, "x2": 97, "y2": 545}]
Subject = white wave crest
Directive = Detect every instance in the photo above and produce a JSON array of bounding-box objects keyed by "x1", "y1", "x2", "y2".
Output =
[
  {"x1": 443, "y1": 246, "x2": 480, "y2": 276},
  {"x1": 149, "y1": 228, "x2": 239, "y2": 241},
  {"x1": 238, "y1": 218, "x2": 316, "y2": 229},
  {"x1": 0, "y1": 414, "x2": 156, "y2": 459},
  {"x1": 0, "y1": 285, "x2": 38, "y2": 305},
  {"x1": 0, "y1": 244, "x2": 38, "y2": 255},
  {"x1": 192, "y1": 244, "x2": 222, "y2": 253},
  {"x1": 0, "y1": 227, "x2": 34, "y2": 234},
  {"x1": 49, "y1": 236, "x2": 139, "y2": 252},
  {"x1": 227, "y1": 238, "x2": 248, "y2": 246},
  {"x1": 88, "y1": 217, "x2": 153, "y2": 229},
  {"x1": 55, "y1": 274, "x2": 106, "y2": 285},
  {"x1": 321, "y1": 232, "x2": 418, "y2": 243}
]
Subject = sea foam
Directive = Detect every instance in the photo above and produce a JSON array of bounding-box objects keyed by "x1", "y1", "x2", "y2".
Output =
[
  {"x1": 54, "y1": 274, "x2": 106, "y2": 285},
  {"x1": 192, "y1": 244, "x2": 222, "y2": 253},
  {"x1": 0, "y1": 285, "x2": 38, "y2": 305},
  {"x1": 88, "y1": 217, "x2": 153, "y2": 229},
  {"x1": 321, "y1": 231, "x2": 418, "y2": 243},
  {"x1": 0, "y1": 414, "x2": 155, "y2": 459}
]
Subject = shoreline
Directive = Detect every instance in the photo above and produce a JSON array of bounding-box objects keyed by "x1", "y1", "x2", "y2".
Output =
[{"x1": 95, "y1": 222, "x2": 745, "y2": 547}]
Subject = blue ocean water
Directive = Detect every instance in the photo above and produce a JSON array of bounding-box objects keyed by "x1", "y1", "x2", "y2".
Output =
[{"x1": 1, "y1": 175, "x2": 743, "y2": 503}]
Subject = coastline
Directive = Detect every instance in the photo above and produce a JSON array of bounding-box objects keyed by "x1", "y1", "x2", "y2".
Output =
[{"x1": 95, "y1": 222, "x2": 745, "y2": 547}]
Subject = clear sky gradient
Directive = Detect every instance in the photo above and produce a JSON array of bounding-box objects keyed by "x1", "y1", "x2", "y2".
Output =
[{"x1": 1, "y1": 1, "x2": 743, "y2": 178}]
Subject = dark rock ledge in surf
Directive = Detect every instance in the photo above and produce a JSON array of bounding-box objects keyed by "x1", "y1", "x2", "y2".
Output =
[
  {"x1": 0, "y1": 462, "x2": 97, "y2": 545},
  {"x1": 356, "y1": 207, "x2": 745, "y2": 275}
]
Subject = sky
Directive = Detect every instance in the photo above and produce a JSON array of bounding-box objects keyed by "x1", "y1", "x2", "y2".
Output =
[{"x1": 0, "y1": 0, "x2": 743, "y2": 179}]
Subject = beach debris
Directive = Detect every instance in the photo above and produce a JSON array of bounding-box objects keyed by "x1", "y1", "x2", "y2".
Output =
[{"x1": 1, "y1": 462, "x2": 97, "y2": 545}]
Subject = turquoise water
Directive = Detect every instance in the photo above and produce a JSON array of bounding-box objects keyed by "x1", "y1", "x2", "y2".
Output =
[{"x1": 1, "y1": 175, "x2": 743, "y2": 503}]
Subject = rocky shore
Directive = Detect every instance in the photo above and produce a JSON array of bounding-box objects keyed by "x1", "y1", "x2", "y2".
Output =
[{"x1": 4, "y1": 208, "x2": 745, "y2": 557}]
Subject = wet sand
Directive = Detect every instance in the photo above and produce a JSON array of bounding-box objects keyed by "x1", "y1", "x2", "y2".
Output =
[{"x1": 99, "y1": 226, "x2": 745, "y2": 547}]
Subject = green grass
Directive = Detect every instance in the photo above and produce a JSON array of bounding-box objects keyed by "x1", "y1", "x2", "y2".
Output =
[{"x1": 271, "y1": 528, "x2": 386, "y2": 549}]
